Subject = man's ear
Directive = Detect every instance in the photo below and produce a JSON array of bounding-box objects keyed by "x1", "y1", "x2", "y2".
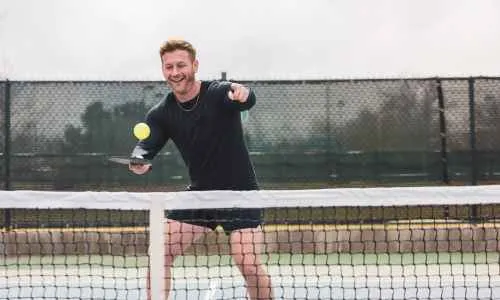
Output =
[{"x1": 193, "y1": 59, "x2": 199, "y2": 73}]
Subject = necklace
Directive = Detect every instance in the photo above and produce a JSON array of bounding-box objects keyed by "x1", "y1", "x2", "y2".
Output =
[{"x1": 176, "y1": 93, "x2": 200, "y2": 112}]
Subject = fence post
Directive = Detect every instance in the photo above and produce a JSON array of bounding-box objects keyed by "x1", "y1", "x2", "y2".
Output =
[
  {"x1": 325, "y1": 82, "x2": 332, "y2": 181},
  {"x1": 3, "y1": 79, "x2": 11, "y2": 230},
  {"x1": 468, "y1": 77, "x2": 477, "y2": 185},
  {"x1": 436, "y1": 78, "x2": 449, "y2": 184},
  {"x1": 3, "y1": 79, "x2": 10, "y2": 190},
  {"x1": 468, "y1": 77, "x2": 479, "y2": 223}
]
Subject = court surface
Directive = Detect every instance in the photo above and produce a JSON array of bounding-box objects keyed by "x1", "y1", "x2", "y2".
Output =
[{"x1": 2, "y1": 253, "x2": 500, "y2": 299}]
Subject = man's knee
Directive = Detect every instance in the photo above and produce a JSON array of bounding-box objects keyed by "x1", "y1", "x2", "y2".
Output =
[
  {"x1": 236, "y1": 261, "x2": 260, "y2": 278},
  {"x1": 164, "y1": 220, "x2": 211, "y2": 257}
]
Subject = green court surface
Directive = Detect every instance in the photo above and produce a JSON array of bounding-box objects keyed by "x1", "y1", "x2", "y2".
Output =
[
  {"x1": 2, "y1": 253, "x2": 500, "y2": 299},
  {"x1": 3, "y1": 252, "x2": 499, "y2": 268}
]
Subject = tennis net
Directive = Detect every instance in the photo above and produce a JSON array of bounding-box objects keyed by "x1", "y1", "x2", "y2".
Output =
[{"x1": 1, "y1": 185, "x2": 500, "y2": 300}]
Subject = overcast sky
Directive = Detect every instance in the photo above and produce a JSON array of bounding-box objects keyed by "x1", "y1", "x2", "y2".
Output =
[{"x1": 1, "y1": 0, "x2": 500, "y2": 80}]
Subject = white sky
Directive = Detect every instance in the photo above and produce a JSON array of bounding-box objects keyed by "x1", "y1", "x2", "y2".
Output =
[{"x1": 1, "y1": 0, "x2": 500, "y2": 80}]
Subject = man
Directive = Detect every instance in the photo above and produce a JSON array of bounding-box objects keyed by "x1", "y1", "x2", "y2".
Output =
[{"x1": 129, "y1": 39, "x2": 273, "y2": 300}]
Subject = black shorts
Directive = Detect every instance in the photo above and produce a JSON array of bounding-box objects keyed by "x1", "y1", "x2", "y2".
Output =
[
  {"x1": 166, "y1": 208, "x2": 263, "y2": 234},
  {"x1": 165, "y1": 185, "x2": 263, "y2": 234}
]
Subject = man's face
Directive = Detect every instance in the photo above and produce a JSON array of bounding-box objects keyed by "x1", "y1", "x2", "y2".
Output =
[{"x1": 161, "y1": 50, "x2": 198, "y2": 96}]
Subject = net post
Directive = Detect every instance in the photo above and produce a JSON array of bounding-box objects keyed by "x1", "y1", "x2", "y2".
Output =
[{"x1": 149, "y1": 194, "x2": 166, "y2": 300}]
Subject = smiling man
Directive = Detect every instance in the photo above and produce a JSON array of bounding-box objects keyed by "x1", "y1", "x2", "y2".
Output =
[{"x1": 128, "y1": 39, "x2": 273, "y2": 300}]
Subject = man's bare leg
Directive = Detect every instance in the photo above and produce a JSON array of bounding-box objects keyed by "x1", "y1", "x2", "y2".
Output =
[
  {"x1": 230, "y1": 227, "x2": 273, "y2": 300},
  {"x1": 147, "y1": 220, "x2": 211, "y2": 300}
]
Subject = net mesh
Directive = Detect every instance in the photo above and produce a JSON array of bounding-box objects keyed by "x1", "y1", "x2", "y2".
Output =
[{"x1": 1, "y1": 186, "x2": 500, "y2": 300}]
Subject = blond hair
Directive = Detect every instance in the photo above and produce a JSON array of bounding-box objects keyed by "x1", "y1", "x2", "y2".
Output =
[{"x1": 159, "y1": 39, "x2": 197, "y2": 61}]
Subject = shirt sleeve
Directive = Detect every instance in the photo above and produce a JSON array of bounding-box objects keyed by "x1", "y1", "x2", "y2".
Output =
[
  {"x1": 130, "y1": 106, "x2": 168, "y2": 160},
  {"x1": 221, "y1": 81, "x2": 256, "y2": 111}
]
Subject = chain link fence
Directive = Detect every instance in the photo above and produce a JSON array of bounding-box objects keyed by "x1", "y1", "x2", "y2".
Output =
[{"x1": 1, "y1": 77, "x2": 500, "y2": 192}]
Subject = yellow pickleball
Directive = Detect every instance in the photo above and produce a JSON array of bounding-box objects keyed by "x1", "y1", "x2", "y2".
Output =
[{"x1": 133, "y1": 122, "x2": 150, "y2": 140}]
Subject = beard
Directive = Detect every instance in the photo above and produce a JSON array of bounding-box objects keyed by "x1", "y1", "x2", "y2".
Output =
[{"x1": 168, "y1": 73, "x2": 196, "y2": 96}]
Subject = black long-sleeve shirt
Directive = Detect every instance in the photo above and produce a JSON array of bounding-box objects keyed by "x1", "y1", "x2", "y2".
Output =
[{"x1": 132, "y1": 80, "x2": 258, "y2": 190}]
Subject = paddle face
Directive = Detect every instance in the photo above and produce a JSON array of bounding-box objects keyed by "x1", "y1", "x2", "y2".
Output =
[{"x1": 109, "y1": 157, "x2": 150, "y2": 165}]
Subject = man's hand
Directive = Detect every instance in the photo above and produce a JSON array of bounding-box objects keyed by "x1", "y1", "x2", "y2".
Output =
[
  {"x1": 129, "y1": 163, "x2": 152, "y2": 175},
  {"x1": 227, "y1": 83, "x2": 250, "y2": 103}
]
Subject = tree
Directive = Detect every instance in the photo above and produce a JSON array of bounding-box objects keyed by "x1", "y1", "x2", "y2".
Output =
[
  {"x1": 476, "y1": 94, "x2": 500, "y2": 150},
  {"x1": 61, "y1": 101, "x2": 151, "y2": 154},
  {"x1": 337, "y1": 81, "x2": 439, "y2": 152}
]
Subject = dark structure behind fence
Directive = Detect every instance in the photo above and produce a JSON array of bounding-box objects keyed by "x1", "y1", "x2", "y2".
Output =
[{"x1": 1, "y1": 77, "x2": 500, "y2": 192}]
